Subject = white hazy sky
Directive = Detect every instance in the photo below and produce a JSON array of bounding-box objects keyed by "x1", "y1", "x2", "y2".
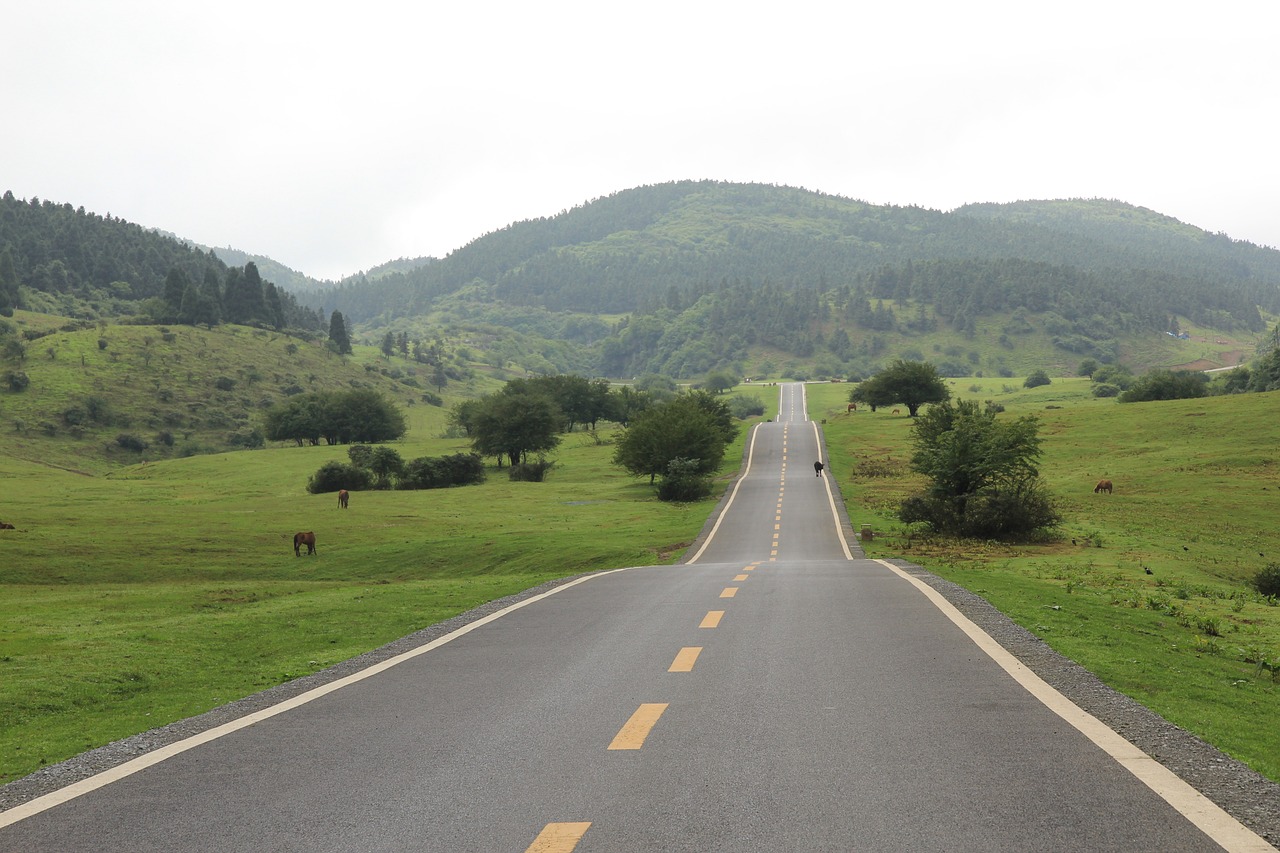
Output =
[{"x1": 4, "y1": 1, "x2": 1278, "y2": 281}]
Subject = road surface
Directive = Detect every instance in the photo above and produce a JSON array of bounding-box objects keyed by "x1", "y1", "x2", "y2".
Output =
[{"x1": 0, "y1": 383, "x2": 1273, "y2": 851}]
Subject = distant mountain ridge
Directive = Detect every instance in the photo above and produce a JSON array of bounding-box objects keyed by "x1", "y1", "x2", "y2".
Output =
[
  {"x1": 5, "y1": 182, "x2": 1277, "y2": 380},
  {"x1": 310, "y1": 181, "x2": 1280, "y2": 326}
]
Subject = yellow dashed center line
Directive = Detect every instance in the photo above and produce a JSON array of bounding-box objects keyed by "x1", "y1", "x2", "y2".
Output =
[
  {"x1": 733, "y1": 574, "x2": 748, "y2": 581},
  {"x1": 700, "y1": 610, "x2": 724, "y2": 628},
  {"x1": 526, "y1": 822, "x2": 592, "y2": 852},
  {"x1": 608, "y1": 703, "x2": 669, "y2": 750},
  {"x1": 720, "y1": 587, "x2": 738, "y2": 598},
  {"x1": 668, "y1": 646, "x2": 702, "y2": 672}
]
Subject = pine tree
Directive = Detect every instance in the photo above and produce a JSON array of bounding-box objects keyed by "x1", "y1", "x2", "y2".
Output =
[
  {"x1": 329, "y1": 311, "x2": 352, "y2": 355},
  {"x1": 0, "y1": 248, "x2": 19, "y2": 317}
]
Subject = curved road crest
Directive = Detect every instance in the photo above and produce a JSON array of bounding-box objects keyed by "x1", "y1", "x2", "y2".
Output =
[{"x1": 1, "y1": 383, "x2": 1276, "y2": 851}]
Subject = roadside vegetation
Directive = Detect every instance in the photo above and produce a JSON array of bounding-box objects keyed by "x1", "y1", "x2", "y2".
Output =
[
  {"x1": 810, "y1": 380, "x2": 1280, "y2": 782},
  {"x1": 0, "y1": 365, "x2": 770, "y2": 784}
]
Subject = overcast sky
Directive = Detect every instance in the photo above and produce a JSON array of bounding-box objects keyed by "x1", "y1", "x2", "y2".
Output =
[{"x1": 4, "y1": 1, "x2": 1278, "y2": 281}]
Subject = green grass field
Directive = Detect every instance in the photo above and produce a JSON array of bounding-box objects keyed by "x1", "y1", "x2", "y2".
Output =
[
  {"x1": 808, "y1": 380, "x2": 1280, "y2": 781},
  {"x1": 0, "y1": 389, "x2": 772, "y2": 784}
]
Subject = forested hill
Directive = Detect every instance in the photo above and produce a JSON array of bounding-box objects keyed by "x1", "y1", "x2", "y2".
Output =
[
  {"x1": 311, "y1": 181, "x2": 1280, "y2": 329},
  {"x1": 0, "y1": 192, "x2": 323, "y2": 329}
]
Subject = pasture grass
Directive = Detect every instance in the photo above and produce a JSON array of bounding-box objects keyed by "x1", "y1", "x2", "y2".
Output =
[
  {"x1": 809, "y1": 380, "x2": 1280, "y2": 781},
  {"x1": 0, "y1": 393, "x2": 773, "y2": 784}
]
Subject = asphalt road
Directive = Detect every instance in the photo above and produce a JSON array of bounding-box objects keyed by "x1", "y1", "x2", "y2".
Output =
[{"x1": 1, "y1": 384, "x2": 1274, "y2": 851}]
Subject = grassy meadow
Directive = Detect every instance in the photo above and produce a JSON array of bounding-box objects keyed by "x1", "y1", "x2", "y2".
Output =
[
  {"x1": 0, "y1": 364, "x2": 773, "y2": 785},
  {"x1": 808, "y1": 380, "x2": 1280, "y2": 781}
]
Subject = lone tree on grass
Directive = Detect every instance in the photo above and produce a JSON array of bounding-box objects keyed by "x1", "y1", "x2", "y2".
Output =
[
  {"x1": 899, "y1": 399, "x2": 1060, "y2": 539},
  {"x1": 469, "y1": 388, "x2": 562, "y2": 467},
  {"x1": 851, "y1": 359, "x2": 949, "y2": 416},
  {"x1": 613, "y1": 392, "x2": 736, "y2": 499}
]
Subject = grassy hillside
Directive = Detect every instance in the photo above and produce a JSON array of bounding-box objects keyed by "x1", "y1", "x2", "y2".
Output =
[
  {"x1": 0, "y1": 311, "x2": 476, "y2": 472},
  {"x1": 809, "y1": 381, "x2": 1280, "y2": 780}
]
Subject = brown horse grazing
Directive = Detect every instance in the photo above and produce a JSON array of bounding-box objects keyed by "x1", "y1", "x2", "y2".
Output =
[
  {"x1": 0, "y1": 522, "x2": 14, "y2": 530},
  {"x1": 337, "y1": 489, "x2": 349, "y2": 509},
  {"x1": 1094, "y1": 479, "x2": 1113, "y2": 494},
  {"x1": 294, "y1": 531, "x2": 317, "y2": 556},
  {"x1": 847, "y1": 402, "x2": 857, "y2": 412}
]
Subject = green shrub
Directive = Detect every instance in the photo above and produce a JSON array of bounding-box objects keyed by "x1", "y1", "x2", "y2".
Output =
[
  {"x1": 1252, "y1": 563, "x2": 1280, "y2": 598},
  {"x1": 5, "y1": 371, "x2": 30, "y2": 391},
  {"x1": 307, "y1": 462, "x2": 372, "y2": 494},
  {"x1": 729, "y1": 394, "x2": 765, "y2": 418},
  {"x1": 115, "y1": 433, "x2": 148, "y2": 452},
  {"x1": 399, "y1": 453, "x2": 486, "y2": 490},
  {"x1": 656, "y1": 457, "x2": 713, "y2": 502},
  {"x1": 1024, "y1": 370, "x2": 1051, "y2": 388},
  {"x1": 509, "y1": 460, "x2": 555, "y2": 482}
]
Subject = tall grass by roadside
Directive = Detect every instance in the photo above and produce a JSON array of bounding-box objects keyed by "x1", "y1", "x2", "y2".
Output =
[{"x1": 809, "y1": 380, "x2": 1280, "y2": 781}]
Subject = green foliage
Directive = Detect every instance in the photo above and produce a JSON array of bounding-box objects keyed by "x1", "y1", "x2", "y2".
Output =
[
  {"x1": 901, "y1": 398, "x2": 1060, "y2": 538},
  {"x1": 729, "y1": 393, "x2": 766, "y2": 419},
  {"x1": 307, "y1": 461, "x2": 373, "y2": 493},
  {"x1": 1246, "y1": 334, "x2": 1280, "y2": 392},
  {"x1": 115, "y1": 433, "x2": 147, "y2": 453},
  {"x1": 1092, "y1": 364, "x2": 1134, "y2": 389},
  {"x1": 327, "y1": 310, "x2": 352, "y2": 355},
  {"x1": 1118, "y1": 369, "x2": 1208, "y2": 403},
  {"x1": 0, "y1": 194, "x2": 321, "y2": 330},
  {"x1": 508, "y1": 459, "x2": 555, "y2": 482},
  {"x1": 702, "y1": 370, "x2": 737, "y2": 394},
  {"x1": 398, "y1": 453, "x2": 486, "y2": 489},
  {"x1": 469, "y1": 387, "x2": 562, "y2": 467},
  {"x1": 367, "y1": 446, "x2": 404, "y2": 488},
  {"x1": 1023, "y1": 369, "x2": 1051, "y2": 388},
  {"x1": 656, "y1": 457, "x2": 714, "y2": 502},
  {"x1": 852, "y1": 359, "x2": 950, "y2": 416},
  {"x1": 613, "y1": 392, "x2": 734, "y2": 485},
  {"x1": 5, "y1": 370, "x2": 29, "y2": 391},
  {"x1": 263, "y1": 389, "x2": 407, "y2": 446},
  {"x1": 1252, "y1": 563, "x2": 1280, "y2": 598}
]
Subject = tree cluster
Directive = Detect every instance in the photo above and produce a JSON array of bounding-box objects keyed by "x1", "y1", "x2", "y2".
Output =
[
  {"x1": 850, "y1": 360, "x2": 950, "y2": 416},
  {"x1": 1117, "y1": 369, "x2": 1208, "y2": 403},
  {"x1": 307, "y1": 446, "x2": 485, "y2": 493},
  {"x1": 0, "y1": 192, "x2": 322, "y2": 331},
  {"x1": 264, "y1": 389, "x2": 406, "y2": 446}
]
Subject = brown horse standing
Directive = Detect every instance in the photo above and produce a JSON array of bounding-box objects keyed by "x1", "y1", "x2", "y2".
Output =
[
  {"x1": 1094, "y1": 479, "x2": 1113, "y2": 494},
  {"x1": 338, "y1": 489, "x2": 349, "y2": 509},
  {"x1": 847, "y1": 402, "x2": 857, "y2": 412},
  {"x1": 293, "y1": 531, "x2": 317, "y2": 556}
]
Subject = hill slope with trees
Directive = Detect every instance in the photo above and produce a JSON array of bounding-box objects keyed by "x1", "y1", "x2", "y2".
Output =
[
  {"x1": 6, "y1": 183, "x2": 1278, "y2": 381},
  {"x1": 301, "y1": 182, "x2": 1279, "y2": 378}
]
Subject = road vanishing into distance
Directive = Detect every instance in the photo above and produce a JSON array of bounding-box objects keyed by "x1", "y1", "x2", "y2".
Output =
[{"x1": 1, "y1": 383, "x2": 1275, "y2": 851}]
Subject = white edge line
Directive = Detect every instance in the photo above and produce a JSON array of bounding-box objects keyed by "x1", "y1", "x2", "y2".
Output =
[
  {"x1": 873, "y1": 558, "x2": 1276, "y2": 853},
  {"x1": 685, "y1": 421, "x2": 761, "y2": 564},
  {"x1": 812, "y1": 419, "x2": 853, "y2": 560},
  {"x1": 0, "y1": 566, "x2": 633, "y2": 830}
]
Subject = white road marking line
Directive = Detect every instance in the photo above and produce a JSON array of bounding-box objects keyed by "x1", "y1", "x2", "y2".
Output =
[{"x1": 875, "y1": 558, "x2": 1274, "y2": 853}]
